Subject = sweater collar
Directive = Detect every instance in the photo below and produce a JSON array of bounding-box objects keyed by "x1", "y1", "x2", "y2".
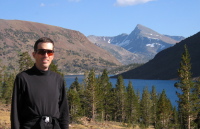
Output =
[{"x1": 32, "y1": 64, "x2": 50, "y2": 75}]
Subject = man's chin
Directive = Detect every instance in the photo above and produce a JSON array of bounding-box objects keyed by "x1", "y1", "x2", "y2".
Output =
[{"x1": 42, "y1": 64, "x2": 50, "y2": 69}]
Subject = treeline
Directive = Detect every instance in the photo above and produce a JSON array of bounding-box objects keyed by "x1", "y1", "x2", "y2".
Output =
[
  {"x1": 108, "y1": 63, "x2": 143, "y2": 74},
  {"x1": 67, "y1": 69, "x2": 177, "y2": 128},
  {"x1": 0, "y1": 45, "x2": 200, "y2": 129},
  {"x1": 67, "y1": 45, "x2": 200, "y2": 129}
]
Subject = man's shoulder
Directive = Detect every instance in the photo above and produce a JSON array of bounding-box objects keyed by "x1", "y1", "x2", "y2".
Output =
[
  {"x1": 16, "y1": 68, "x2": 33, "y2": 78},
  {"x1": 49, "y1": 70, "x2": 62, "y2": 76},
  {"x1": 49, "y1": 71, "x2": 64, "y2": 79}
]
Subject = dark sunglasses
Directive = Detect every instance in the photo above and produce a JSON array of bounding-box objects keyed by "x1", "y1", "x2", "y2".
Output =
[{"x1": 36, "y1": 49, "x2": 54, "y2": 56}]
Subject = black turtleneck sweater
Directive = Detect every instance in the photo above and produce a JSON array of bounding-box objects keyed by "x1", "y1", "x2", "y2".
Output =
[{"x1": 11, "y1": 65, "x2": 69, "y2": 129}]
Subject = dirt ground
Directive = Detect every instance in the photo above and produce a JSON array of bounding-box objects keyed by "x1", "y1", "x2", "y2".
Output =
[{"x1": 0, "y1": 103, "x2": 10, "y2": 129}]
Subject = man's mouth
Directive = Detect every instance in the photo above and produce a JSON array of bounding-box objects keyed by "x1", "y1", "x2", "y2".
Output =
[{"x1": 42, "y1": 59, "x2": 48, "y2": 63}]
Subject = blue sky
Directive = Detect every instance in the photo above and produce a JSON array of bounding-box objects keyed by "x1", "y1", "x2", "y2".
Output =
[{"x1": 0, "y1": 0, "x2": 199, "y2": 38}]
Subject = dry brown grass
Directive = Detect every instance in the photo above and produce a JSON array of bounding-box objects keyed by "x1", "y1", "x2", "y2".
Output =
[
  {"x1": 70, "y1": 119, "x2": 130, "y2": 129},
  {"x1": 0, "y1": 103, "x2": 11, "y2": 129},
  {"x1": 69, "y1": 117, "x2": 154, "y2": 129}
]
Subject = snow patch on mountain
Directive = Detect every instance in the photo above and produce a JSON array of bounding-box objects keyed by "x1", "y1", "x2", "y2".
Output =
[
  {"x1": 160, "y1": 45, "x2": 165, "y2": 49},
  {"x1": 119, "y1": 40, "x2": 130, "y2": 47},
  {"x1": 146, "y1": 43, "x2": 165, "y2": 49},
  {"x1": 127, "y1": 47, "x2": 133, "y2": 51},
  {"x1": 147, "y1": 37, "x2": 159, "y2": 40},
  {"x1": 108, "y1": 39, "x2": 111, "y2": 44}
]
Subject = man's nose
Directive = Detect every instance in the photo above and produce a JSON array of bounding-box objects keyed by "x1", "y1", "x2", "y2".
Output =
[{"x1": 44, "y1": 52, "x2": 48, "y2": 57}]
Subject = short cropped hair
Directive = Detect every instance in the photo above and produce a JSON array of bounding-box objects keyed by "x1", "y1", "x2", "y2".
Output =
[{"x1": 34, "y1": 37, "x2": 54, "y2": 51}]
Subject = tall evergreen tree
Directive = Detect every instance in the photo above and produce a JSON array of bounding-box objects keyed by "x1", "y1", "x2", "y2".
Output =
[
  {"x1": 135, "y1": 89, "x2": 141, "y2": 124},
  {"x1": 18, "y1": 52, "x2": 34, "y2": 72},
  {"x1": 49, "y1": 61, "x2": 64, "y2": 77},
  {"x1": 109, "y1": 88, "x2": 118, "y2": 121},
  {"x1": 67, "y1": 78, "x2": 82, "y2": 122},
  {"x1": 80, "y1": 70, "x2": 89, "y2": 117},
  {"x1": 126, "y1": 81, "x2": 138, "y2": 127},
  {"x1": 70, "y1": 77, "x2": 81, "y2": 92},
  {"x1": 193, "y1": 78, "x2": 200, "y2": 128},
  {"x1": 151, "y1": 86, "x2": 158, "y2": 128},
  {"x1": 85, "y1": 69, "x2": 97, "y2": 120},
  {"x1": 115, "y1": 75, "x2": 126, "y2": 122},
  {"x1": 175, "y1": 45, "x2": 196, "y2": 129},
  {"x1": 1, "y1": 73, "x2": 15, "y2": 104},
  {"x1": 171, "y1": 106, "x2": 180, "y2": 128},
  {"x1": 67, "y1": 89, "x2": 81, "y2": 122},
  {"x1": 96, "y1": 69, "x2": 113, "y2": 121},
  {"x1": 156, "y1": 90, "x2": 173, "y2": 129},
  {"x1": 140, "y1": 87, "x2": 152, "y2": 128}
]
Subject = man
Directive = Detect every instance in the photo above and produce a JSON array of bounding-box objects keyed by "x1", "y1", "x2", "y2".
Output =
[{"x1": 11, "y1": 37, "x2": 69, "y2": 129}]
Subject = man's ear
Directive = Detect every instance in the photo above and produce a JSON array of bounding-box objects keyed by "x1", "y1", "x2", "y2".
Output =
[{"x1": 32, "y1": 52, "x2": 36, "y2": 58}]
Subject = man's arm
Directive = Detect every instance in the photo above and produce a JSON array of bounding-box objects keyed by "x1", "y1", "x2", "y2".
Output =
[
  {"x1": 11, "y1": 76, "x2": 22, "y2": 129},
  {"x1": 59, "y1": 80, "x2": 69, "y2": 129}
]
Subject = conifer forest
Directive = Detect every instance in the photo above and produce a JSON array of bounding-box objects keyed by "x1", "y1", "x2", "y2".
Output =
[{"x1": 1, "y1": 45, "x2": 200, "y2": 129}]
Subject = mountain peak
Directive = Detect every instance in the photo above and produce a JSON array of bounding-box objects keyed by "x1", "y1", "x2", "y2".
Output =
[
  {"x1": 88, "y1": 23, "x2": 185, "y2": 65},
  {"x1": 131, "y1": 24, "x2": 178, "y2": 44},
  {"x1": 136, "y1": 24, "x2": 148, "y2": 29},
  {"x1": 134, "y1": 24, "x2": 161, "y2": 37}
]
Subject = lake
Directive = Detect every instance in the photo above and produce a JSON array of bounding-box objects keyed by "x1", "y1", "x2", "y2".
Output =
[{"x1": 65, "y1": 75, "x2": 179, "y2": 106}]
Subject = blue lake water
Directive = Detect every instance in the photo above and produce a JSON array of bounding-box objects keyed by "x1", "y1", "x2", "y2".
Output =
[{"x1": 65, "y1": 75, "x2": 179, "y2": 106}]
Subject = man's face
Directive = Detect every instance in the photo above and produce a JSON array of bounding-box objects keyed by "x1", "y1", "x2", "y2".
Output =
[{"x1": 32, "y1": 42, "x2": 54, "y2": 71}]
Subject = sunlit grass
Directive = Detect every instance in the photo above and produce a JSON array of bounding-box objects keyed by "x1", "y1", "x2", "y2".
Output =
[{"x1": 0, "y1": 110, "x2": 10, "y2": 129}]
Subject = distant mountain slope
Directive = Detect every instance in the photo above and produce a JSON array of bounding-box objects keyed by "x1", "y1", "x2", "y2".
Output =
[
  {"x1": 88, "y1": 24, "x2": 184, "y2": 64},
  {"x1": 114, "y1": 24, "x2": 178, "y2": 55},
  {"x1": 164, "y1": 35, "x2": 185, "y2": 41},
  {"x1": 0, "y1": 19, "x2": 121, "y2": 74},
  {"x1": 88, "y1": 35, "x2": 148, "y2": 65},
  {"x1": 111, "y1": 31, "x2": 200, "y2": 80}
]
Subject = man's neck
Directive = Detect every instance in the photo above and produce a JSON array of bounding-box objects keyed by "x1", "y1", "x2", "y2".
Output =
[{"x1": 35, "y1": 64, "x2": 48, "y2": 71}]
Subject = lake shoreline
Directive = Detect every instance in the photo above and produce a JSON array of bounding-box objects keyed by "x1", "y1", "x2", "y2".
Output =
[{"x1": 65, "y1": 75, "x2": 178, "y2": 106}]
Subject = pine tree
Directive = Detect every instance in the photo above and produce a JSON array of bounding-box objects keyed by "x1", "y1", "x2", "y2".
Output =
[
  {"x1": 19, "y1": 52, "x2": 34, "y2": 72},
  {"x1": 80, "y1": 70, "x2": 89, "y2": 117},
  {"x1": 67, "y1": 88, "x2": 81, "y2": 122},
  {"x1": 135, "y1": 89, "x2": 141, "y2": 124},
  {"x1": 1, "y1": 73, "x2": 15, "y2": 104},
  {"x1": 70, "y1": 77, "x2": 81, "y2": 92},
  {"x1": 96, "y1": 69, "x2": 113, "y2": 121},
  {"x1": 126, "y1": 81, "x2": 134, "y2": 124},
  {"x1": 109, "y1": 87, "x2": 118, "y2": 121},
  {"x1": 140, "y1": 87, "x2": 152, "y2": 128},
  {"x1": 171, "y1": 106, "x2": 180, "y2": 128},
  {"x1": 85, "y1": 69, "x2": 97, "y2": 120},
  {"x1": 156, "y1": 90, "x2": 173, "y2": 129},
  {"x1": 193, "y1": 78, "x2": 200, "y2": 128},
  {"x1": 174, "y1": 45, "x2": 195, "y2": 129},
  {"x1": 115, "y1": 75, "x2": 126, "y2": 122},
  {"x1": 151, "y1": 86, "x2": 158, "y2": 128},
  {"x1": 49, "y1": 61, "x2": 64, "y2": 77},
  {"x1": 126, "y1": 81, "x2": 138, "y2": 127}
]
